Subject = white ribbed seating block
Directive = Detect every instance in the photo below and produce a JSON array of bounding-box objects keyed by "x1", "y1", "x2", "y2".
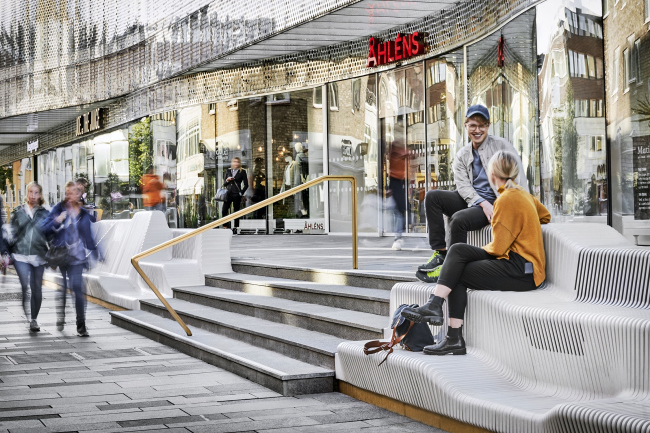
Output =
[
  {"x1": 44, "y1": 211, "x2": 232, "y2": 309},
  {"x1": 336, "y1": 223, "x2": 650, "y2": 433}
]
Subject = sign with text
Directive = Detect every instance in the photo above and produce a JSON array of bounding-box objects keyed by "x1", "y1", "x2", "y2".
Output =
[
  {"x1": 26, "y1": 140, "x2": 38, "y2": 153},
  {"x1": 75, "y1": 108, "x2": 104, "y2": 137},
  {"x1": 366, "y1": 32, "x2": 426, "y2": 68},
  {"x1": 633, "y1": 136, "x2": 650, "y2": 219}
]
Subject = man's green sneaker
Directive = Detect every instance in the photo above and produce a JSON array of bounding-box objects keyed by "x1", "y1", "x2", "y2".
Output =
[
  {"x1": 416, "y1": 265, "x2": 442, "y2": 284},
  {"x1": 418, "y1": 250, "x2": 446, "y2": 272}
]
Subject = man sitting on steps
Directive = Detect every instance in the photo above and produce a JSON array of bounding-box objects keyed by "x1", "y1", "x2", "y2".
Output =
[{"x1": 417, "y1": 104, "x2": 528, "y2": 283}]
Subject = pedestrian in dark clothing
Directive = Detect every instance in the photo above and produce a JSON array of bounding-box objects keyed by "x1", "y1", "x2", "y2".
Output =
[
  {"x1": 222, "y1": 157, "x2": 248, "y2": 234},
  {"x1": 42, "y1": 181, "x2": 97, "y2": 337},
  {"x1": 11, "y1": 182, "x2": 49, "y2": 332}
]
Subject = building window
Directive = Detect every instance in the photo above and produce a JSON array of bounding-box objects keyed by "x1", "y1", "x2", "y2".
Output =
[
  {"x1": 568, "y1": 50, "x2": 575, "y2": 76},
  {"x1": 579, "y1": 53, "x2": 587, "y2": 78},
  {"x1": 313, "y1": 87, "x2": 323, "y2": 108},
  {"x1": 635, "y1": 39, "x2": 642, "y2": 83},
  {"x1": 328, "y1": 82, "x2": 339, "y2": 111},
  {"x1": 613, "y1": 48, "x2": 620, "y2": 94},
  {"x1": 587, "y1": 55, "x2": 596, "y2": 78},
  {"x1": 646, "y1": 0, "x2": 650, "y2": 21},
  {"x1": 623, "y1": 48, "x2": 630, "y2": 90},
  {"x1": 596, "y1": 57, "x2": 604, "y2": 79},
  {"x1": 604, "y1": 0, "x2": 609, "y2": 16}
]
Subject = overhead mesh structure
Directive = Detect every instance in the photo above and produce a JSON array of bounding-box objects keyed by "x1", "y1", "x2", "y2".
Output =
[{"x1": 0, "y1": 0, "x2": 538, "y2": 165}]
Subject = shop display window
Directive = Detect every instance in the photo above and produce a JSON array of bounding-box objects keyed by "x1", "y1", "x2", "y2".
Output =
[{"x1": 328, "y1": 77, "x2": 379, "y2": 233}]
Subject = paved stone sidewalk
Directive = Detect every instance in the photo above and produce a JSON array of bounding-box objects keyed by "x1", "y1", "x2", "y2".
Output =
[{"x1": 0, "y1": 274, "x2": 443, "y2": 433}]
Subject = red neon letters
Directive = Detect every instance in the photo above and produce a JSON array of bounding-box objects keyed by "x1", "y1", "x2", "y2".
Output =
[{"x1": 366, "y1": 32, "x2": 425, "y2": 68}]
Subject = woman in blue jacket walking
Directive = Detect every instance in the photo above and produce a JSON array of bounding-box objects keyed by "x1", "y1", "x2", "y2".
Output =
[{"x1": 42, "y1": 181, "x2": 97, "y2": 337}]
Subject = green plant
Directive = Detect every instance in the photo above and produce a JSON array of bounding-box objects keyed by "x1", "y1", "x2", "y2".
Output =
[
  {"x1": 128, "y1": 117, "x2": 153, "y2": 187},
  {"x1": 0, "y1": 165, "x2": 13, "y2": 194},
  {"x1": 632, "y1": 96, "x2": 650, "y2": 122}
]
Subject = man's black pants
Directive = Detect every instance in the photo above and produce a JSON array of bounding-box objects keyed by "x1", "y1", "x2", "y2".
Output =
[
  {"x1": 425, "y1": 190, "x2": 489, "y2": 250},
  {"x1": 437, "y1": 243, "x2": 537, "y2": 320}
]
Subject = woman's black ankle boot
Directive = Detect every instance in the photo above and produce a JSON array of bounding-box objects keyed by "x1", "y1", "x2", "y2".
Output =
[
  {"x1": 400, "y1": 294, "x2": 444, "y2": 325},
  {"x1": 423, "y1": 326, "x2": 466, "y2": 356}
]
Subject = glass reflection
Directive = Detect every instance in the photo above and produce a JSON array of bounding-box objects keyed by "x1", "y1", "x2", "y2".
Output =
[
  {"x1": 328, "y1": 77, "x2": 379, "y2": 233},
  {"x1": 537, "y1": 0, "x2": 607, "y2": 220}
]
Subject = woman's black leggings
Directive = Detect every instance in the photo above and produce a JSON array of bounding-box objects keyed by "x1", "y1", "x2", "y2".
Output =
[{"x1": 437, "y1": 243, "x2": 537, "y2": 320}]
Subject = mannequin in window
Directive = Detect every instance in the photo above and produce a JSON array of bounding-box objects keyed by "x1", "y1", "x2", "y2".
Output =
[{"x1": 294, "y1": 142, "x2": 309, "y2": 217}]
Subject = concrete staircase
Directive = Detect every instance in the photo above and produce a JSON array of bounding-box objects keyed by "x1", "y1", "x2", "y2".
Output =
[{"x1": 111, "y1": 263, "x2": 406, "y2": 396}]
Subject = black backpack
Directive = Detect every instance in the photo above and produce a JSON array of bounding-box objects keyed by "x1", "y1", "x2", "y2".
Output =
[{"x1": 363, "y1": 304, "x2": 435, "y2": 366}]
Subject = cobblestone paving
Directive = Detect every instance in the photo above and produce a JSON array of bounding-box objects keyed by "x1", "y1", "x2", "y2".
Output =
[{"x1": 0, "y1": 274, "x2": 443, "y2": 433}]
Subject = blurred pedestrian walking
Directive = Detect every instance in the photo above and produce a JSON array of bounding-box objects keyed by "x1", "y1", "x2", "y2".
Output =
[
  {"x1": 142, "y1": 166, "x2": 164, "y2": 211},
  {"x1": 10, "y1": 182, "x2": 48, "y2": 332},
  {"x1": 387, "y1": 141, "x2": 408, "y2": 251},
  {"x1": 42, "y1": 181, "x2": 97, "y2": 337}
]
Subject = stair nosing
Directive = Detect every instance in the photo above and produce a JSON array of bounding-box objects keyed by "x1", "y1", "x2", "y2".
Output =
[
  {"x1": 110, "y1": 310, "x2": 335, "y2": 380},
  {"x1": 230, "y1": 260, "x2": 417, "y2": 282},
  {"x1": 172, "y1": 285, "x2": 386, "y2": 333},
  {"x1": 140, "y1": 298, "x2": 340, "y2": 357},
  {"x1": 206, "y1": 273, "x2": 390, "y2": 302}
]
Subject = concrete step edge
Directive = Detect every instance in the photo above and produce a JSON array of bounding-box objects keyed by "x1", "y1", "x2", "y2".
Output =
[
  {"x1": 140, "y1": 298, "x2": 341, "y2": 357},
  {"x1": 173, "y1": 285, "x2": 387, "y2": 333},
  {"x1": 206, "y1": 273, "x2": 391, "y2": 303},
  {"x1": 110, "y1": 310, "x2": 335, "y2": 381}
]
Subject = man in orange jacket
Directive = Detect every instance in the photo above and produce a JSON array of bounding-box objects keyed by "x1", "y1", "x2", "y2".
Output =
[{"x1": 142, "y1": 166, "x2": 164, "y2": 211}]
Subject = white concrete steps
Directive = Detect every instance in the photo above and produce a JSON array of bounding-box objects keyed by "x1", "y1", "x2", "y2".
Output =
[
  {"x1": 140, "y1": 297, "x2": 345, "y2": 369},
  {"x1": 172, "y1": 285, "x2": 387, "y2": 340},
  {"x1": 205, "y1": 272, "x2": 390, "y2": 315},
  {"x1": 110, "y1": 309, "x2": 335, "y2": 396},
  {"x1": 231, "y1": 261, "x2": 416, "y2": 291}
]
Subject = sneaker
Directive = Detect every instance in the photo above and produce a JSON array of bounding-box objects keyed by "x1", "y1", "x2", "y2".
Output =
[
  {"x1": 392, "y1": 239, "x2": 403, "y2": 251},
  {"x1": 77, "y1": 323, "x2": 89, "y2": 337},
  {"x1": 418, "y1": 250, "x2": 446, "y2": 272},
  {"x1": 29, "y1": 320, "x2": 40, "y2": 332},
  {"x1": 415, "y1": 265, "x2": 442, "y2": 284},
  {"x1": 56, "y1": 320, "x2": 64, "y2": 331}
]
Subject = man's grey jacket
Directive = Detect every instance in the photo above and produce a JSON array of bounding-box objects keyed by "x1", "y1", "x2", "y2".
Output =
[{"x1": 452, "y1": 135, "x2": 529, "y2": 207}]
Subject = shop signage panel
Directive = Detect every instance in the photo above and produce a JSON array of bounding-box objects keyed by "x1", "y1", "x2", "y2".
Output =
[
  {"x1": 633, "y1": 136, "x2": 650, "y2": 220},
  {"x1": 366, "y1": 32, "x2": 426, "y2": 68},
  {"x1": 75, "y1": 108, "x2": 105, "y2": 137},
  {"x1": 26, "y1": 140, "x2": 38, "y2": 153}
]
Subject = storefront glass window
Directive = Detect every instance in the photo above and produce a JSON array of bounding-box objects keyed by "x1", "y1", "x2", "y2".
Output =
[
  {"x1": 379, "y1": 64, "x2": 426, "y2": 234},
  {"x1": 328, "y1": 77, "x2": 379, "y2": 233},
  {"x1": 467, "y1": 8, "x2": 540, "y2": 197},
  {"x1": 215, "y1": 97, "x2": 267, "y2": 231},
  {"x1": 425, "y1": 50, "x2": 465, "y2": 202},
  {"x1": 177, "y1": 106, "x2": 208, "y2": 228},
  {"x1": 537, "y1": 0, "x2": 607, "y2": 220},
  {"x1": 268, "y1": 88, "x2": 324, "y2": 232}
]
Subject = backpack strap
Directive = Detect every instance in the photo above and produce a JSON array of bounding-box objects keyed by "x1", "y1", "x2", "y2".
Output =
[{"x1": 363, "y1": 321, "x2": 415, "y2": 366}]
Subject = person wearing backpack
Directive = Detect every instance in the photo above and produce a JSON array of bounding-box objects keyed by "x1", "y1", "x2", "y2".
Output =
[
  {"x1": 222, "y1": 157, "x2": 248, "y2": 234},
  {"x1": 10, "y1": 182, "x2": 49, "y2": 332},
  {"x1": 401, "y1": 150, "x2": 550, "y2": 356}
]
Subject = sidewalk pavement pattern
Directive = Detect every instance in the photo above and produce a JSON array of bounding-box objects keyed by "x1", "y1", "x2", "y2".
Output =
[{"x1": 0, "y1": 274, "x2": 443, "y2": 433}]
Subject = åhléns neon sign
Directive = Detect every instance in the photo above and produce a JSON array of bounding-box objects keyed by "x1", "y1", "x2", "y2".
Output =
[{"x1": 366, "y1": 32, "x2": 426, "y2": 68}]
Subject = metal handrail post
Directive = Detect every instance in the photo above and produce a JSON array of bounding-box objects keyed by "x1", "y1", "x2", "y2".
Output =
[{"x1": 131, "y1": 175, "x2": 358, "y2": 336}]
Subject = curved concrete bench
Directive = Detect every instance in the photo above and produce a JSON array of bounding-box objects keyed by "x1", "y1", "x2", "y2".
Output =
[
  {"x1": 43, "y1": 211, "x2": 232, "y2": 309},
  {"x1": 336, "y1": 223, "x2": 650, "y2": 433}
]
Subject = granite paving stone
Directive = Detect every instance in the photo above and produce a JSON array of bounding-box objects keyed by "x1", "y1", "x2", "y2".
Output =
[{"x1": 0, "y1": 272, "x2": 442, "y2": 433}]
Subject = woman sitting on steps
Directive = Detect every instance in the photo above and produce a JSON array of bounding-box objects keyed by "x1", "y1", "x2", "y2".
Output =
[{"x1": 401, "y1": 150, "x2": 551, "y2": 356}]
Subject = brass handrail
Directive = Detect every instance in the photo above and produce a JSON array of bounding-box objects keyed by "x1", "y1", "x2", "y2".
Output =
[{"x1": 131, "y1": 175, "x2": 358, "y2": 336}]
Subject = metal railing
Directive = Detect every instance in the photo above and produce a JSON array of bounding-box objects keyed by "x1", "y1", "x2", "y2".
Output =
[{"x1": 131, "y1": 175, "x2": 358, "y2": 336}]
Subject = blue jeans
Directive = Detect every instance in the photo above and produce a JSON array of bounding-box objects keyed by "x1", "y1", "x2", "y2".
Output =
[
  {"x1": 14, "y1": 261, "x2": 45, "y2": 321},
  {"x1": 58, "y1": 264, "x2": 86, "y2": 324}
]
